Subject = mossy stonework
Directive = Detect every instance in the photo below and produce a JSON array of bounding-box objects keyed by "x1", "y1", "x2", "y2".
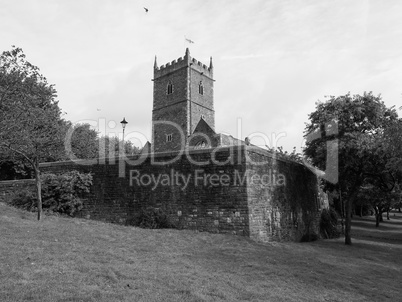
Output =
[{"x1": 245, "y1": 149, "x2": 325, "y2": 242}]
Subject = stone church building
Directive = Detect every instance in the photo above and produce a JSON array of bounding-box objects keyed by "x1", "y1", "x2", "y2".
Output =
[{"x1": 152, "y1": 48, "x2": 240, "y2": 152}]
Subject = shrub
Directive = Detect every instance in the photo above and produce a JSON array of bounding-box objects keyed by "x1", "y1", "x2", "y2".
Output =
[
  {"x1": 320, "y1": 208, "x2": 340, "y2": 239},
  {"x1": 41, "y1": 171, "x2": 92, "y2": 216},
  {"x1": 129, "y1": 208, "x2": 175, "y2": 229},
  {"x1": 9, "y1": 188, "x2": 37, "y2": 211},
  {"x1": 9, "y1": 171, "x2": 92, "y2": 216}
]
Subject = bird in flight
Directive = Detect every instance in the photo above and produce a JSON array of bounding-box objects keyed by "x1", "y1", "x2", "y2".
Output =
[{"x1": 144, "y1": 7, "x2": 149, "y2": 13}]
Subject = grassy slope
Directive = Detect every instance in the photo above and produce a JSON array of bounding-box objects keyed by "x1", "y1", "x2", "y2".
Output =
[{"x1": 1, "y1": 203, "x2": 401, "y2": 302}]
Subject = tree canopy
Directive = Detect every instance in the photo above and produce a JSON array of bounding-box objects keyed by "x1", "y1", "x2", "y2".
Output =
[
  {"x1": 0, "y1": 46, "x2": 67, "y2": 220},
  {"x1": 0, "y1": 47, "x2": 65, "y2": 160},
  {"x1": 304, "y1": 92, "x2": 400, "y2": 244}
]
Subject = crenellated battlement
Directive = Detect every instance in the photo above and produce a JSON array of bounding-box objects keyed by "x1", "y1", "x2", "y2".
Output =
[{"x1": 154, "y1": 48, "x2": 213, "y2": 80}]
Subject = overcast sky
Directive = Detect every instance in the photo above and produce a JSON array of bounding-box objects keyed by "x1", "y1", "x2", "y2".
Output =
[{"x1": 1, "y1": 0, "x2": 401, "y2": 152}]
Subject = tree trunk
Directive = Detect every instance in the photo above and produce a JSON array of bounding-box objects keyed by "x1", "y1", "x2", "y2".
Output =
[
  {"x1": 386, "y1": 208, "x2": 390, "y2": 220},
  {"x1": 345, "y1": 197, "x2": 353, "y2": 245},
  {"x1": 374, "y1": 207, "x2": 380, "y2": 227},
  {"x1": 34, "y1": 164, "x2": 42, "y2": 221},
  {"x1": 344, "y1": 184, "x2": 362, "y2": 245},
  {"x1": 359, "y1": 205, "x2": 363, "y2": 217}
]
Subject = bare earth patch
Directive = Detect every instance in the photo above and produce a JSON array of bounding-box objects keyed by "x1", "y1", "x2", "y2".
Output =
[{"x1": 0, "y1": 202, "x2": 401, "y2": 301}]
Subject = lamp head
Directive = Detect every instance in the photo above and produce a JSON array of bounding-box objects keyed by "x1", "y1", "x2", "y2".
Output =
[{"x1": 120, "y1": 117, "x2": 128, "y2": 129}]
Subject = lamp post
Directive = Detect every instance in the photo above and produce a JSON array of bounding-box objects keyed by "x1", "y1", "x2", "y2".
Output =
[{"x1": 120, "y1": 117, "x2": 128, "y2": 154}]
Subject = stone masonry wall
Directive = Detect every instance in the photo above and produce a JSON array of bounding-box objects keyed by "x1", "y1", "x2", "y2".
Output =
[
  {"x1": 0, "y1": 146, "x2": 323, "y2": 242},
  {"x1": 245, "y1": 147, "x2": 322, "y2": 242},
  {"x1": 40, "y1": 147, "x2": 250, "y2": 236},
  {"x1": 189, "y1": 68, "x2": 214, "y2": 132},
  {"x1": 152, "y1": 102, "x2": 188, "y2": 152}
]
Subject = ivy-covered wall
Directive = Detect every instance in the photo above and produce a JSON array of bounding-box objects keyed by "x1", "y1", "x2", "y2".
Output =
[{"x1": 245, "y1": 148, "x2": 323, "y2": 242}]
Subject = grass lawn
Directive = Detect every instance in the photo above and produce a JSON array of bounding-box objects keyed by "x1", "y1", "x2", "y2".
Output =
[{"x1": 1, "y1": 202, "x2": 401, "y2": 302}]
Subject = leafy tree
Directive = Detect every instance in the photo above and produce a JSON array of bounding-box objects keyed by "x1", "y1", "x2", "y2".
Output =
[
  {"x1": 64, "y1": 124, "x2": 141, "y2": 162},
  {"x1": 0, "y1": 160, "x2": 32, "y2": 180},
  {"x1": 98, "y1": 135, "x2": 140, "y2": 159},
  {"x1": 304, "y1": 92, "x2": 398, "y2": 244},
  {"x1": 383, "y1": 118, "x2": 402, "y2": 179},
  {"x1": 0, "y1": 46, "x2": 65, "y2": 220},
  {"x1": 359, "y1": 185, "x2": 401, "y2": 226},
  {"x1": 265, "y1": 146, "x2": 304, "y2": 163},
  {"x1": 64, "y1": 123, "x2": 99, "y2": 161},
  {"x1": 360, "y1": 117, "x2": 402, "y2": 223}
]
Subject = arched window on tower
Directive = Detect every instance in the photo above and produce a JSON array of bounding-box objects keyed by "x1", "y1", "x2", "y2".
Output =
[
  {"x1": 167, "y1": 81, "x2": 173, "y2": 95},
  {"x1": 198, "y1": 81, "x2": 204, "y2": 95}
]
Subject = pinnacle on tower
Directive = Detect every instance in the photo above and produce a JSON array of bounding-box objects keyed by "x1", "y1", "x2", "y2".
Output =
[
  {"x1": 209, "y1": 56, "x2": 213, "y2": 69},
  {"x1": 154, "y1": 56, "x2": 158, "y2": 69}
]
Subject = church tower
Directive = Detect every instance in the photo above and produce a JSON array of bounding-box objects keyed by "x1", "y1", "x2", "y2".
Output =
[{"x1": 152, "y1": 48, "x2": 215, "y2": 152}]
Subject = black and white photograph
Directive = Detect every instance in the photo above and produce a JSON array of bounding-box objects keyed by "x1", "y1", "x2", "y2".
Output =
[{"x1": 1, "y1": 1, "x2": 401, "y2": 301}]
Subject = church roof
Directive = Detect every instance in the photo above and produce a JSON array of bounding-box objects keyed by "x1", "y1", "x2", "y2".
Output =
[{"x1": 193, "y1": 117, "x2": 216, "y2": 136}]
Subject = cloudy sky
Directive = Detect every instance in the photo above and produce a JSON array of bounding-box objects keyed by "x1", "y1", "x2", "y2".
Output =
[{"x1": 1, "y1": 0, "x2": 401, "y2": 152}]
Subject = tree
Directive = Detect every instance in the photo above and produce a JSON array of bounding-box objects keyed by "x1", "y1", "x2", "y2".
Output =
[
  {"x1": 0, "y1": 160, "x2": 32, "y2": 180},
  {"x1": 304, "y1": 92, "x2": 398, "y2": 244},
  {"x1": 359, "y1": 185, "x2": 401, "y2": 227},
  {"x1": 360, "y1": 116, "x2": 402, "y2": 224},
  {"x1": 0, "y1": 46, "x2": 65, "y2": 220},
  {"x1": 64, "y1": 122, "x2": 99, "y2": 160},
  {"x1": 97, "y1": 135, "x2": 141, "y2": 159},
  {"x1": 383, "y1": 118, "x2": 402, "y2": 180},
  {"x1": 64, "y1": 124, "x2": 141, "y2": 162}
]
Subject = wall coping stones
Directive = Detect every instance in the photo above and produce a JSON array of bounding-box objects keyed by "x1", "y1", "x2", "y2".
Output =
[
  {"x1": 0, "y1": 179, "x2": 35, "y2": 185},
  {"x1": 39, "y1": 145, "x2": 306, "y2": 168}
]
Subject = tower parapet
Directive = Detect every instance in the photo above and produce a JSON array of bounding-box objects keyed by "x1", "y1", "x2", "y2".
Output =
[{"x1": 154, "y1": 48, "x2": 213, "y2": 80}]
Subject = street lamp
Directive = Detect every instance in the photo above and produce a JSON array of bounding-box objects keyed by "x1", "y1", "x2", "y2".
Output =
[
  {"x1": 120, "y1": 117, "x2": 128, "y2": 154},
  {"x1": 120, "y1": 117, "x2": 128, "y2": 135}
]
